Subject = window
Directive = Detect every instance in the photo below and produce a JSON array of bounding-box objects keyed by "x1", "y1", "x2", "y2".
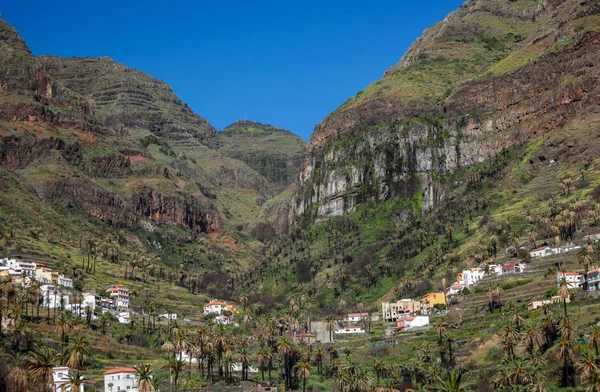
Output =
[{"x1": 112, "y1": 376, "x2": 114, "y2": 380}]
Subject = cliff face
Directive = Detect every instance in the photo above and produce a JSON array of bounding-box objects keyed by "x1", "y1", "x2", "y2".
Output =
[
  {"x1": 293, "y1": 0, "x2": 600, "y2": 219},
  {"x1": 218, "y1": 120, "x2": 306, "y2": 193},
  {"x1": 0, "y1": 17, "x2": 283, "y2": 243}
]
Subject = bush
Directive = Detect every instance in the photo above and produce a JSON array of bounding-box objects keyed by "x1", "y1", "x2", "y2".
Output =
[{"x1": 485, "y1": 346, "x2": 502, "y2": 362}]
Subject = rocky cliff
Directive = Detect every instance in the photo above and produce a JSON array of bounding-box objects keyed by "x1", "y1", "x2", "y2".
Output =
[
  {"x1": 293, "y1": 0, "x2": 600, "y2": 220},
  {"x1": 218, "y1": 120, "x2": 306, "y2": 193},
  {"x1": 0, "y1": 17, "x2": 289, "y2": 247}
]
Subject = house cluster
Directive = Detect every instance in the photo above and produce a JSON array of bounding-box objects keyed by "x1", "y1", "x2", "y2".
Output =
[
  {"x1": 555, "y1": 270, "x2": 600, "y2": 291},
  {"x1": 203, "y1": 299, "x2": 240, "y2": 326},
  {"x1": 52, "y1": 366, "x2": 142, "y2": 392},
  {"x1": 529, "y1": 242, "x2": 583, "y2": 259},
  {"x1": 0, "y1": 258, "x2": 73, "y2": 287},
  {"x1": 447, "y1": 259, "x2": 527, "y2": 295},
  {"x1": 380, "y1": 298, "x2": 431, "y2": 331}
]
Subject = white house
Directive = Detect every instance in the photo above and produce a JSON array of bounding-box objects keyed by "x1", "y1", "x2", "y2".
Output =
[
  {"x1": 107, "y1": 284, "x2": 130, "y2": 311},
  {"x1": 447, "y1": 284, "x2": 466, "y2": 296},
  {"x1": 557, "y1": 271, "x2": 584, "y2": 288},
  {"x1": 530, "y1": 246, "x2": 553, "y2": 258},
  {"x1": 41, "y1": 285, "x2": 70, "y2": 309},
  {"x1": 345, "y1": 312, "x2": 369, "y2": 322},
  {"x1": 82, "y1": 293, "x2": 96, "y2": 310},
  {"x1": 118, "y1": 312, "x2": 131, "y2": 324},
  {"x1": 462, "y1": 268, "x2": 485, "y2": 286},
  {"x1": 502, "y1": 263, "x2": 525, "y2": 274},
  {"x1": 397, "y1": 315, "x2": 430, "y2": 330},
  {"x1": 334, "y1": 326, "x2": 364, "y2": 334},
  {"x1": 203, "y1": 299, "x2": 226, "y2": 315},
  {"x1": 215, "y1": 315, "x2": 230, "y2": 325},
  {"x1": 583, "y1": 234, "x2": 600, "y2": 242},
  {"x1": 103, "y1": 368, "x2": 139, "y2": 392},
  {"x1": 52, "y1": 367, "x2": 85, "y2": 392},
  {"x1": 231, "y1": 363, "x2": 259, "y2": 373},
  {"x1": 59, "y1": 275, "x2": 73, "y2": 288},
  {"x1": 159, "y1": 313, "x2": 177, "y2": 320},
  {"x1": 490, "y1": 264, "x2": 503, "y2": 276}
]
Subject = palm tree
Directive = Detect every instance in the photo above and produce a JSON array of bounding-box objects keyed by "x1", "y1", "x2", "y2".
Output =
[
  {"x1": 326, "y1": 316, "x2": 336, "y2": 342},
  {"x1": 26, "y1": 346, "x2": 58, "y2": 391},
  {"x1": 435, "y1": 321, "x2": 447, "y2": 366},
  {"x1": 65, "y1": 370, "x2": 92, "y2": 390},
  {"x1": 65, "y1": 334, "x2": 91, "y2": 369},
  {"x1": 558, "y1": 339, "x2": 575, "y2": 387},
  {"x1": 257, "y1": 347, "x2": 269, "y2": 381},
  {"x1": 523, "y1": 326, "x2": 541, "y2": 355},
  {"x1": 589, "y1": 329, "x2": 600, "y2": 357},
  {"x1": 297, "y1": 360, "x2": 311, "y2": 392},
  {"x1": 315, "y1": 347, "x2": 324, "y2": 375},
  {"x1": 502, "y1": 357, "x2": 533, "y2": 386},
  {"x1": 277, "y1": 335, "x2": 294, "y2": 389},
  {"x1": 134, "y1": 364, "x2": 155, "y2": 392},
  {"x1": 578, "y1": 353, "x2": 600, "y2": 380},
  {"x1": 558, "y1": 278, "x2": 570, "y2": 319},
  {"x1": 167, "y1": 357, "x2": 184, "y2": 392},
  {"x1": 434, "y1": 370, "x2": 473, "y2": 392},
  {"x1": 7, "y1": 353, "x2": 28, "y2": 392},
  {"x1": 501, "y1": 337, "x2": 516, "y2": 358}
]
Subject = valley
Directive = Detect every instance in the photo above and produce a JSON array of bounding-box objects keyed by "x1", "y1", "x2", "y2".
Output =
[{"x1": 0, "y1": 0, "x2": 599, "y2": 391}]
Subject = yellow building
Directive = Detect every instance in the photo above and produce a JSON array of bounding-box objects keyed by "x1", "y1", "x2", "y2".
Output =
[{"x1": 420, "y1": 292, "x2": 446, "y2": 313}]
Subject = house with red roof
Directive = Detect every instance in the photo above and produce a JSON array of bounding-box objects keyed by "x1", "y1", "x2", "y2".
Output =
[
  {"x1": 103, "y1": 367, "x2": 139, "y2": 392},
  {"x1": 396, "y1": 315, "x2": 430, "y2": 331},
  {"x1": 204, "y1": 299, "x2": 227, "y2": 315},
  {"x1": 502, "y1": 263, "x2": 525, "y2": 274},
  {"x1": 420, "y1": 292, "x2": 446, "y2": 314},
  {"x1": 345, "y1": 312, "x2": 369, "y2": 322},
  {"x1": 295, "y1": 333, "x2": 317, "y2": 345},
  {"x1": 556, "y1": 271, "x2": 584, "y2": 288},
  {"x1": 530, "y1": 246, "x2": 553, "y2": 258}
]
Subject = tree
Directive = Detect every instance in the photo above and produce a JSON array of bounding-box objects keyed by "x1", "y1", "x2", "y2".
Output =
[
  {"x1": 326, "y1": 316, "x2": 336, "y2": 343},
  {"x1": 434, "y1": 370, "x2": 473, "y2": 392},
  {"x1": 134, "y1": 364, "x2": 155, "y2": 392},
  {"x1": 167, "y1": 358, "x2": 184, "y2": 392},
  {"x1": 577, "y1": 354, "x2": 600, "y2": 384},
  {"x1": 64, "y1": 334, "x2": 91, "y2": 369},
  {"x1": 558, "y1": 339, "x2": 575, "y2": 387},
  {"x1": 297, "y1": 360, "x2": 311, "y2": 392},
  {"x1": 65, "y1": 370, "x2": 92, "y2": 390},
  {"x1": 589, "y1": 328, "x2": 600, "y2": 357},
  {"x1": 26, "y1": 346, "x2": 58, "y2": 392},
  {"x1": 277, "y1": 335, "x2": 294, "y2": 389},
  {"x1": 558, "y1": 278, "x2": 570, "y2": 319}
]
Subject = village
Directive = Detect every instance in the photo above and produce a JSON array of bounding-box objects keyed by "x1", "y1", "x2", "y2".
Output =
[{"x1": 1, "y1": 229, "x2": 599, "y2": 391}]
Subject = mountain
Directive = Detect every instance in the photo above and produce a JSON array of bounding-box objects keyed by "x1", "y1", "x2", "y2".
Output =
[
  {"x1": 218, "y1": 120, "x2": 306, "y2": 193},
  {"x1": 293, "y1": 0, "x2": 600, "y2": 219},
  {"x1": 242, "y1": 0, "x2": 600, "y2": 311},
  {"x1": 0, "y1": 17, "x2": 300, "y2": 290}
]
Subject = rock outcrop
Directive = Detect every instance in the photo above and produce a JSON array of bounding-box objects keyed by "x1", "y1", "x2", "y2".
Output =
[
  {"x1": 218, "y1": 120, "x2": 306, "y2": 193},
  {"x1": 292, "y1": 0, "x2": 600, "y2": 220}
]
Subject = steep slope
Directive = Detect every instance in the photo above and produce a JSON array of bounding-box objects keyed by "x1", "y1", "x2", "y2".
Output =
[
  {"x1": 218, "y1": 120, "x2": 306, "y2": 193},
  {"x1": 0, "y1": 17, "x2": 276, "y2": 286},
  {"x1": 294, "y1": 0, "x2": 600, "y2": 219},
  {"x1": 240, "y1": 0, "x2": 600, "y2": 311}
]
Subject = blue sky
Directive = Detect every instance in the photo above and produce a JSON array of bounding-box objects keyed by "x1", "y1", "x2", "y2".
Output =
[{"x1": 1, "y1": 0, "x2": 464, "y2": 140}]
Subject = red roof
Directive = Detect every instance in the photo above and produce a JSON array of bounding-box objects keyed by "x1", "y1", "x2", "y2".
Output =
[
  {"x1": 346, "y1": 326, "x2": 362, "y2": 329},
  {"x1": 531, "y1": 247, "x2": 547, "y2": 252},
  {"x1": 347, "y1": 312, "x2": 368, "y2": 317},
  {"x1": 503, "y1": 263, "x2": 517, "y2": 269},
  {"x1": 104, "y1": 367, "x2": 137, "y2": 375},
  {"x1": 204, "y1": 301, "x2": 226, "y2": 307},
  {"x1": 560, "y1": 272, "x2": 582, "y2": 276},
  {"x1": 299, "y1": 333, "x2": 316, "y2": 337},
  {"x1": 402, "y1": 317, "x2": 416, "y2": 322},
  {"x1": 421, "y1": 292, "x2": 442, "y2": 302}
]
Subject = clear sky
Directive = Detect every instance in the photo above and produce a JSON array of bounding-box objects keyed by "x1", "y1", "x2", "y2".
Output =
[{"x1": 1, "y1": 0, "x2": 464, "y2": 140}]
